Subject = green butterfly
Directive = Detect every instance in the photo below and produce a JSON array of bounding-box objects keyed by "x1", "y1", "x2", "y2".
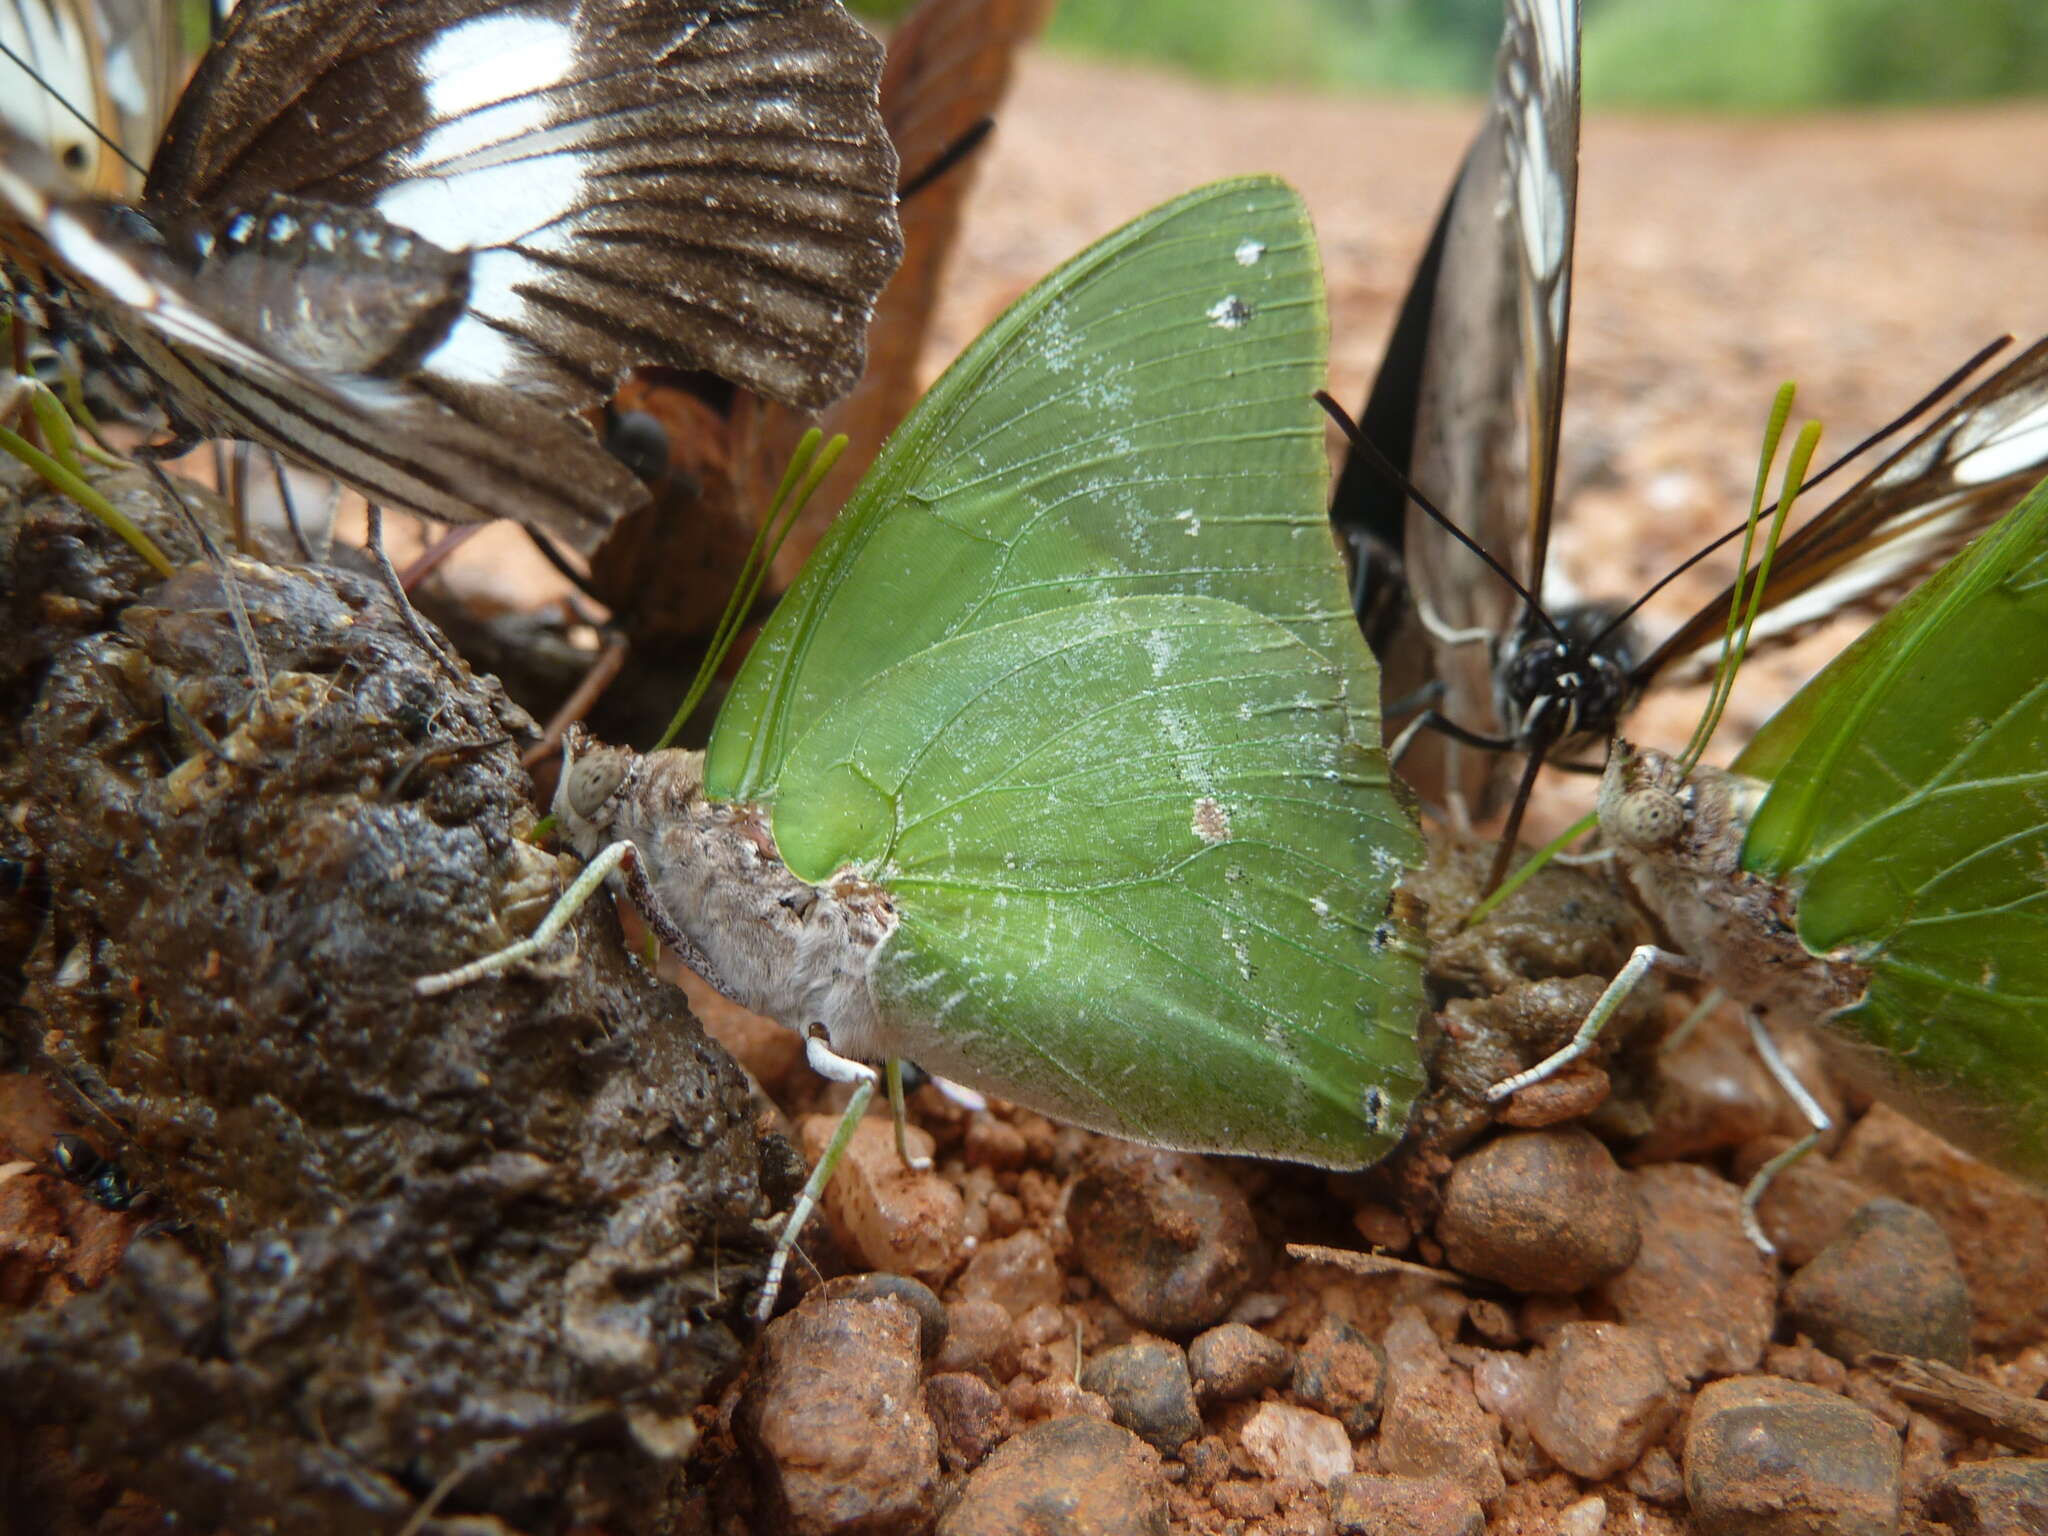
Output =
[
  {"x1": 420, "y1": 177, "x2": 1432, "y2": 1303},
  {"x1": 1598, "y1": 472, "x2": 2048, "y2": 1185}
]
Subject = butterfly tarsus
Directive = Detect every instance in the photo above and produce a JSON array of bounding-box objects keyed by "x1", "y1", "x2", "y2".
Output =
[
  {"x1": 756, "y1": 1036, "x2": 877, "y2": 1324},
  {"x1": 1485, "y1": 942, "x2": 1695, "y2": 1104},
  {"x1": 884, "y1": 1058, "x2": 933, "y2": 1173},
  {"x1": 1738, "y1": 1009, "x2": 1833, "y2": 1255},
  {"x1": 138, "y1": 457, "x2": 272, "y2": 700},
  {"x1": 413, "y1": 838, "x2": 637, "y2": 998},
  {"x1": 364, "y1": 504, "x2": 465, "y2": 683}
]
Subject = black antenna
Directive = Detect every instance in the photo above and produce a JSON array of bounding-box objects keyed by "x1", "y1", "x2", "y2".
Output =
[
  {"x1": 1317, "y1": 391, "x2": 1565, "y2": 644},
  {"x1": 898, "y1": 116, "x2": 995, "y2": 204},
  {"x1": 0, "y1": 37, "x2": 146, "y2": 180},
  {"x1": 1589, "y1": 334, "x2": 2011, "y2": 650}
]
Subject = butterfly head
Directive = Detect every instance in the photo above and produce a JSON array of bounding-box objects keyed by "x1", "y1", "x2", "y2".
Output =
[
  {"x1": 1596, "y1": 740, "x2": 1691, "y2": 852},
  {"x1": 555, "y1": 725, "x2": 637, "y2": 848},
  {"x1": 1495, "y1": 600, "x2": 1640, "y2": 757}
]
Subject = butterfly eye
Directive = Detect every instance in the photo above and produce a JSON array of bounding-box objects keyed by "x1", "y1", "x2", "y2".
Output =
[
  {"x1": 565, "y1": 755, "x2": 628, "y2": 822},
  {"x1": 1613, "y1": 786, "x2": 1685, "y2": 850},
  {"x1": 603, "y1": 409, "x2": 670, "y2": 485}
]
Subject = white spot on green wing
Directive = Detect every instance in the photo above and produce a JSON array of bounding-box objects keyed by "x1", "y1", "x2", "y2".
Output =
[
  {"x1": 1207, "y1": 295, "x2": 1252, "y2": 330},
  {"x1": 1234, "y1": 238, "x2": 1266, "y2": 266},
  {"x1": 1192, "y1": 797, "x2": 1232, "y2": 844}
]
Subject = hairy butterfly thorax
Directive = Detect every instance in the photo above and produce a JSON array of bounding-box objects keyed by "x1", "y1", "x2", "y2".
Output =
[
  {"x1": 1597, "y1": 742, "x2": 1867, "y2": 1025},
  {"x1": 554, "y1": 727, "x2": 900, "y2": 1064}
]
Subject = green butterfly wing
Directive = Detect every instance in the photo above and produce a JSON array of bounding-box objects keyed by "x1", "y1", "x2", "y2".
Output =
[
  {"x1": 771, "y1": 596, "x2": 1426, "y2": 1164},
  {"x1": 703, "y1": 177, "x2": 1428, "y2": 1166},
  {"x1": 705, "y1": 177, "x2": 1370, "y2": 801},
  {"x1": 1734, "y1": 475, "x2": 2048, "y2": 1177}
]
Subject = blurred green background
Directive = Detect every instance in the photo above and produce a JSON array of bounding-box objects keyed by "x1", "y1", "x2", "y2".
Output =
[{"x1": 854, "y1": 0, "x2": 2048, "y2": 108}]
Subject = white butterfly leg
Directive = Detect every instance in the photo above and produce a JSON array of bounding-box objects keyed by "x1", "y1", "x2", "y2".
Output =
[
  {"x1": 1486, "y1": 943, "x2": 1695, "y2": 1102},
  {"x1": 884, "y1": 1058, "x2": 935, "y2": 1172},
  {"x1": 1738, "y1": 1009, "x2": 1833, "y2": 1255},
  {"x1": 755, "y1": 1032, "x2": 877, "y2": 1322},
  {"x1": 413, "y1": 839, "x2": 635, "y2": 996}
]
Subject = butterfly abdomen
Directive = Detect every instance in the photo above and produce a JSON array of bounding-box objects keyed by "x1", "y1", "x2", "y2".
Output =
[{"x1": 171, "y1": 195, "x2": 472, "y2": 380}]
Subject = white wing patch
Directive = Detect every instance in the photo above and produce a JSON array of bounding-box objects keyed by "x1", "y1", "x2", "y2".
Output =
[{"x1": 1955, "y1": 393, "x2": 2048, "y2": 485}]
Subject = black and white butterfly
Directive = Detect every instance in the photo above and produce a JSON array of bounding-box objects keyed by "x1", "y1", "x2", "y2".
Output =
[
  {"x1": 0, "y1": 0, "x2": 905, "y2": 556},
  {"x1": 1331, "y1": 0, "x2": 2048, "y2": 845}
]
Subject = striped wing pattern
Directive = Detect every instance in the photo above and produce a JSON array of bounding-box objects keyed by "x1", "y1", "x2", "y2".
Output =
[
  {"x1": 1, "y1": 0, "x2": 902, "y2": 552},
  {"x1": 1641, "y1": 336, "x2": 2048, "y2": 688},
  {"x1": 1330, "y1": 0, "x2": 1580, "y2": 809}
]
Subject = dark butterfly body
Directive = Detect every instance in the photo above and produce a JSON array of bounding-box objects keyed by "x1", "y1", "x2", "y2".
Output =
[
  {"x1": 1, "y1": 0, "x2": 903, "y2": 554},
  {"x1": 1335, "y1": 0, "x2": 2048, "y2": 824}
]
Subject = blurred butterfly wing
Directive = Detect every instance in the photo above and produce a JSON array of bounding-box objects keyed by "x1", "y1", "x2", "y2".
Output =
[
  {"x1": 0, "y1": 0, "x2": 179, "y2": 195},
  {"x1": 1732, "y1": 477, "x2": 2048, "y2": 1181},
  {"x1": 1501, "y1": 0, "x2": 1579, "y2": 601},
  {"x1": 0, "y1": 125, "x2": 646, "y2": 547},
  {"x1": 146, "y1": 0, "x2": 903, "y2": 414},
  {"x1": 1638, "y1": 336, "x2": 2048, "y2": 689},
  {"x1": 92, "y1": 0, "x2": 184, "y2": 183},
  {"x1": 1327, "y1": 151, "x2": 1455, "y2": 646},
  {"x1": 1334, "y1": 0, "x2": 1580, "y2": 810}
]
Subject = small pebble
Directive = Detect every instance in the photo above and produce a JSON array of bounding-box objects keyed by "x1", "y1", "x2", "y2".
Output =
[
  {"x1": 1291, "y1": 1315, "x2": 1387, "y2": 1436},
  {"x1": 801, "y1": 1114, "x2": 963, "y2": 1286},
  {"x1": 815, "y1": 1272, "x2": 949, "y2": 1360},
  {"x1": 1238, "y1": 1401, "x2": 1353, "y2": 1484},
  {"x1": 1068, "y1": 1145, "x2": 1256, "y2": 1334},
  {"x1": 954, "y1": 1228, "x2": 1065, "y2": 1319},
  {"x1": 1832, "y1": 1104, "x2": 2048, "y2": 1349},
  {"x1": 1465, "y1": 1298, "x2": 1519, "y2": 1348},
  {"x1": 735, "y1": 1296, "x2": 941, "y2": 1534},
  {"x1": 926, "y1": 1372, "x2": 1011, "y2": 1473},
  {"x1": 963, "y1": 1113, "x2": 1029, "y2": 1169},
  {"x1": 1211, "y1": 1479, "x2": 1276, "y2": 1520},
  {"x1": 1376, "y1": 1307, "x2": 1505, "y2": 1503},
  {"x1": 1683, "y1": 1375, "x2": 1902, "y2": 1536},
  {"x1": 1522, "y1": 1322, "x2": 1680, "y2": 1480},
  {"x1": 1595, "y1": 1162, "x2": 1774, "y2": 1382},
  {"x1": 1925, "y1": 1457, "x2": 2048, "y2": 1535},
  {"x1": 1434, "y1": 1127, "x2": 1640, "y2": 1293},
  {"x1": 1783, "y1": 1198, "x2": 1972, "y2": 1366},
  {"x1": 938, "y1": 1416, "x2": 1167, "y2": 1536},
  {"x1": 1187, "y1": 1322, "x2": 1291, "y2": 1402},
  {"x1": 1554, "y1": 1493, "x2": 1607, "y2": 1536},
  {"x1": 934, "y1": 1296, "x2": 1015, "y2": 1377},
  {"x1": 1327, "y1": 1473, "x2": 1484, "y2": 1536},
  {"x1": 1079, "y1": 1341, "x2": 1201, "y2": 1454},
  {"x1": 1625, "y1": 1445, "x2": 1684, "y2": 1506},
  {"x1": 1006, "y1": 1376, "x2": 1114, "y2": 1425}
]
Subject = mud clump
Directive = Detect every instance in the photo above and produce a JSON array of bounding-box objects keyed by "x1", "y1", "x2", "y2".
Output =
[{"x1": 0, "y1": 474, "x2": 769, "y2": 1534}]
